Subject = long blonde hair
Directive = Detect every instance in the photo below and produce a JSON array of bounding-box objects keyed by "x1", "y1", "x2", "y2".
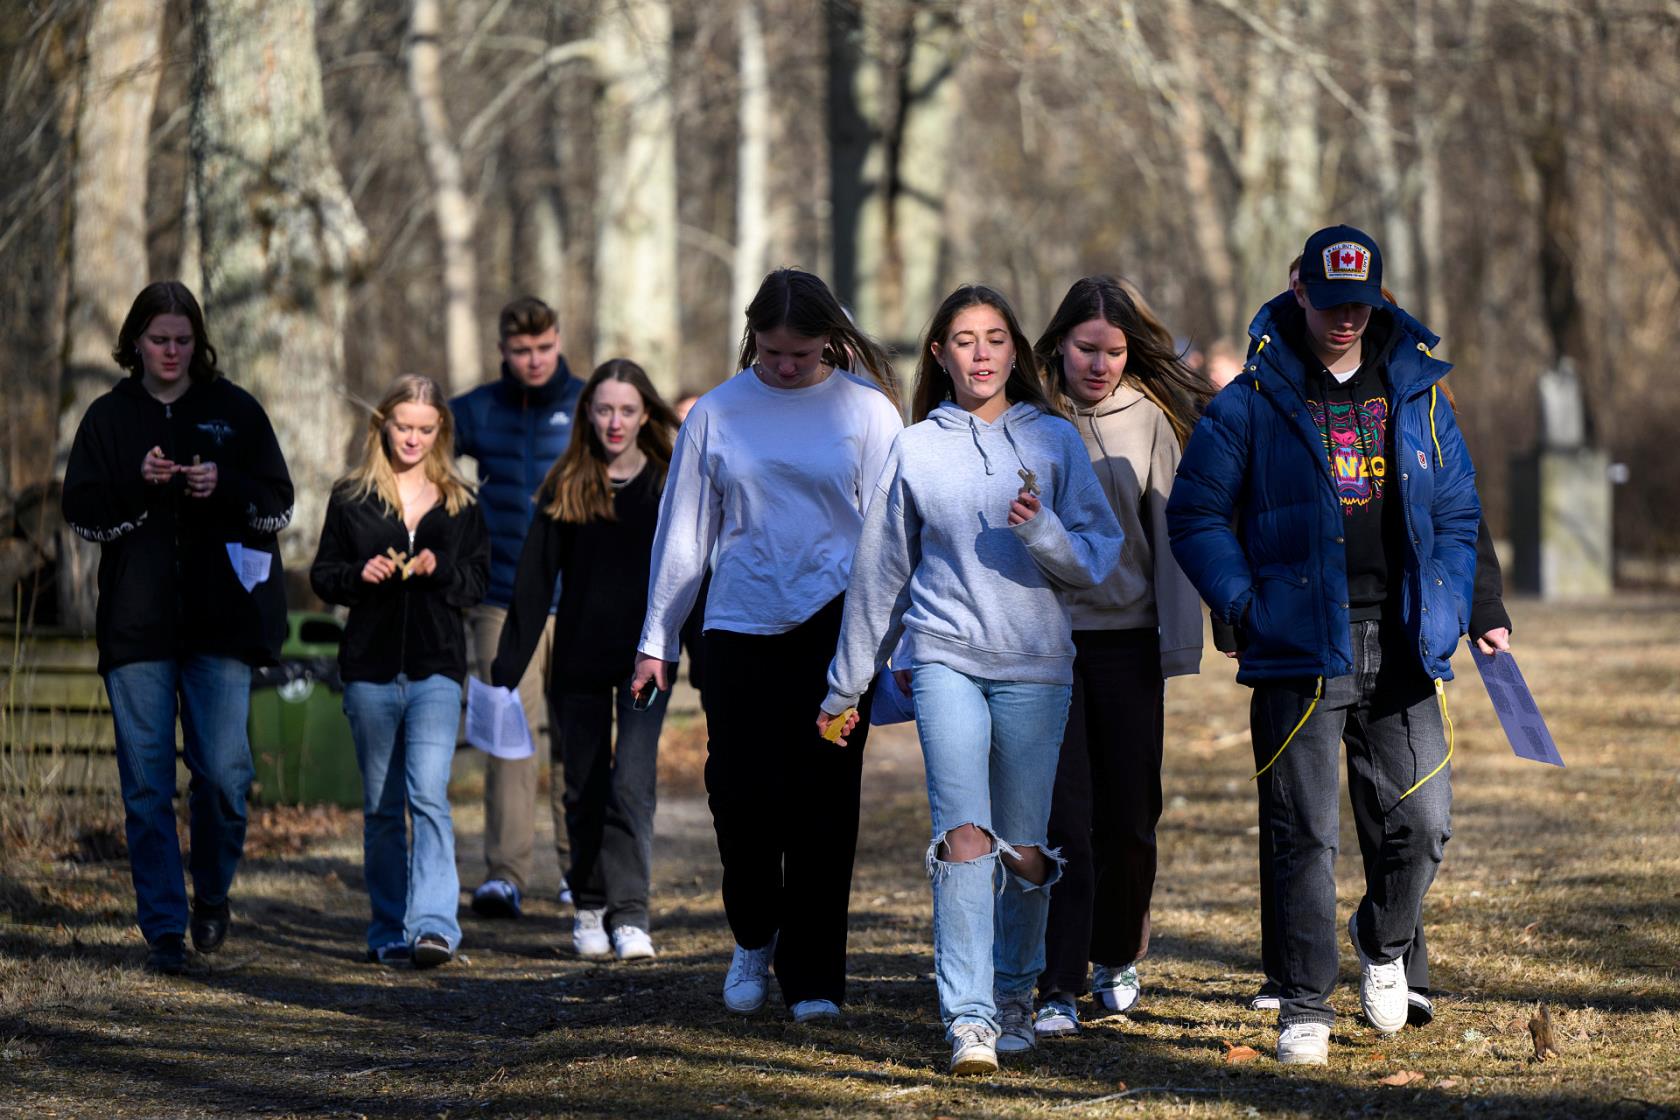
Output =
[
  {"x1": 339, "y1": 374, "x2": 475, "y2": 517},
  {"x1": 541, "y1": 359, "x2": 677, "y2": 523}
]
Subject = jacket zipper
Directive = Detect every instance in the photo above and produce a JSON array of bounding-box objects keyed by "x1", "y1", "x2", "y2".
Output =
[{"x1": 399, "y1": 527, "x2": 415, "y2": 678}]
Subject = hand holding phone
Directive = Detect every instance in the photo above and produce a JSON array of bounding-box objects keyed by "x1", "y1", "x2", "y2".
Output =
[{"x1": 632, "y1": 681, "x2": 661, "y2": 711}]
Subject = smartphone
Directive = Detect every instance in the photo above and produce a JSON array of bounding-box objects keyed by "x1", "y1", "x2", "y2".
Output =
[{"x1": 632, "y1": 681, "x2": 661, "y2": 711}]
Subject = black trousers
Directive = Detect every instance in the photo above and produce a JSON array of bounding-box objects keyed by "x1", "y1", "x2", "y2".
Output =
[
  {"x1": 552, "y1": 676, "x2": 670, "y2": 930},
  {"x1": 1039, "y1": 629, "x2": 1164, "y2": 999},
  {"x1": 703, "y1": 594, "x2": 871, "y2": 1006}
]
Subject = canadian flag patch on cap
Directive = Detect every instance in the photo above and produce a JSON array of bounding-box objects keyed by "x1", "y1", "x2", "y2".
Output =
[{"x1": 1322, "y1": 242, "x2": 1371, "y2": 281}]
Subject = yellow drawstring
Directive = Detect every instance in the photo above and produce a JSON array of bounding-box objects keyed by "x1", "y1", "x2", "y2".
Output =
[
  {"x1": 1251, "y1": 676, "x2": 1323, "y2": 781},
  {"x1": 1428, "y1": 384, "x2": 1444, "y2": 468},
  {"x1": 1398, "y1": 679, "x2": 1454, "y2": 800},
  {"x1": 1419, "y1": 344, "x2": 1444, "y2": 467}
]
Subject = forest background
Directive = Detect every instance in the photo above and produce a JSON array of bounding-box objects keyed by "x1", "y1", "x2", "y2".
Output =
[{"x1": 2, "y1": 0, "x2": 1678, "y2": 598}]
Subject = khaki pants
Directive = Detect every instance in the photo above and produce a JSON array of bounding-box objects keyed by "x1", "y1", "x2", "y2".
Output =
[{"x1": 466, "y1": 604, "x2": 565, "y2": 892}]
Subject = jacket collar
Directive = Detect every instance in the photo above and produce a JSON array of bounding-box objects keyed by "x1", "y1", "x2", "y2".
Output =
[
  {"x1": 1245, "y1": 292, "x2": 1451, "y2": 401},
  {"x1": 498, "y1": 355, "x2": 578, "y2": 408}
]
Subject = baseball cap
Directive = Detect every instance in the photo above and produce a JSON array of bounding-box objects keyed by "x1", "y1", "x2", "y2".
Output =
[{"x1": 1298, "y1": 225, "x2": 1385, "y2": 309}]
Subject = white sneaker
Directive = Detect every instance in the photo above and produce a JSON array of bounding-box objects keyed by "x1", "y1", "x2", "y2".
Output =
[
  {"x1": 1349, "y1": 913, "x2": 1407, "y2": 1033},
  {"x1": 994, "y1": 990, "x2": 1035, "y2": 1053},
  {"x1": 557, "y1": 875, "x2": 573, "y2": 907},
  {"x1": 949, "y1": 1021, "x2": 999, "y2": 1075},
  {"x1": 572, "y1": 908, "x2": 611, "y2": 958},
  {"x1": 1033, "y1": 998, "x2": 1079, "y2": 1038},
  {"x1": 722, "y1": 935, "x2": 776, "y2": 1014},
  {"x1": 791, "y1": 999, "x2": 841, "y2": 1023},
  {"x1": 1248, "y1": 988, "x2": 1281, "y2": 1012},
  {"x1": 611, "y1": 925, "x2": 655, "y2": 961},
  {"x1": 1276, "y1": 1021, "x2": 1331, "y2": 1065},
  {"x1": 1092, "y1": 963, "x2": 1141, "y2": 1013}
]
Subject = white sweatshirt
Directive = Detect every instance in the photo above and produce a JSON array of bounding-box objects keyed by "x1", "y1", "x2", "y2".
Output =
[{"x1": 638, "y1": 367, "x2": 903, "y2": 661}]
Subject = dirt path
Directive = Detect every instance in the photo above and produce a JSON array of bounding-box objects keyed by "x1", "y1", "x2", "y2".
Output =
[{"x1": 4, "y1": 600, "x2": 1680, "y2": 1118}]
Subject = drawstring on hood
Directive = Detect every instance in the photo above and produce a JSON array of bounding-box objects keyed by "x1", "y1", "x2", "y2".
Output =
[{"x1": 933, "y1": 400, "x2": 1042, "y2": 481}]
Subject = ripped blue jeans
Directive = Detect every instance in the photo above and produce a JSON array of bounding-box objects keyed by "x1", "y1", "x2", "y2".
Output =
[{"x1": 912, "y1": 663, "x2": 1071, "y2": 1036}]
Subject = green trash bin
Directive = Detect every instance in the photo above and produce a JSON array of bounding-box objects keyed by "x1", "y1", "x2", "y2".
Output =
[{"x1": 248, "y1": 611, "x2": 363, "y2": 807}]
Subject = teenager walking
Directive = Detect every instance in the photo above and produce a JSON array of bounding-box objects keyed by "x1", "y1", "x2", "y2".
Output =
[
  {"x1": 311, "y1": 375, "x2": 489, "y2": 968},
  {"x1": 452, "y1": 297, "x2": 584, "y2": 918},
  {"x1": 493, "y1": 360, "x2": 678, "y2": 962},
  {"x1": 63, "y1": 281, "x2": 293, "y2": 974},
  {"x1": 819, "y1": 284, "x2": 1123, "y2": 1074},
  {"x1": 1244, "y1": 262, "x2": 1515, "y2": 1026},
  {"x1": 1168, "y1": 226, "x2": 1480, "y2": 1065},
  {"x1": 632, "y1": 268, "x2": 903, "y2": 1023},
  {"x1": 1028, "y1": 277, "x2": 1214, "y2": 1037}
]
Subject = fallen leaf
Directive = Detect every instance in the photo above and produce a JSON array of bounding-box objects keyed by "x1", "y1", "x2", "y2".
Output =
[
  {"x1": 1379, "y1": 1069, "x2": 1425, "y2": 1087},
  {"x1": 1365, "y1": 1052, "x2": 1387, "y2": 1062},
  {"x1": 1436, "y1": 1077, "x2": 1461, "y2": 1089},
  {"x1": 1224, "y1": 1045, "x2": 1261, "y2": 1064}
]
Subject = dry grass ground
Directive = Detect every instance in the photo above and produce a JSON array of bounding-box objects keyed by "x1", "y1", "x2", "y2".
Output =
[{"x1": 2, "y1": 597, "x2": 1678, "y2": 1119}]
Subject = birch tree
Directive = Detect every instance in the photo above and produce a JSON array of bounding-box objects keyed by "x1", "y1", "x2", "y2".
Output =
[
  {"x1": 57, "y1": 0, "x2": 165, "y2": 473},
  {"x1": 406, "y1": 0, "x2": 479, "y2": 393},
  {"x1": 191, "y1": 0, "x2": 368, "y2": 565},
  {"x1": 594, "y1": 0, "x2": 680, "y2": 395}
]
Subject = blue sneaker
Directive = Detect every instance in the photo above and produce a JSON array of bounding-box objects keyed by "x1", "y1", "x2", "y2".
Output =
[{"x1": 471, "y1": 878, "x2": 522, "y2": 919}]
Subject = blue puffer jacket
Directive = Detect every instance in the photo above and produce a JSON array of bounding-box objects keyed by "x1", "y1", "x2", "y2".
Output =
[
  {"x1": 451, "y1": 359, "x2": 583, "y2": 607},
  {"x1": 1166, "y1": 294, "x2": 1480, "y2": 685}
]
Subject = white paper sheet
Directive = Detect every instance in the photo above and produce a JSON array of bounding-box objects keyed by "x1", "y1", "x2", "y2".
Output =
[
  {"x1": 225, "y1": 542, "x2": 273, "y2": 593},
  {"x1": 465, "y1": 677, "x2": 535, "y2": 760}
]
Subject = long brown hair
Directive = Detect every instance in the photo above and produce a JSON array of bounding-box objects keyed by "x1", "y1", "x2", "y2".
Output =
[
  {"x1": 736, "y1": 268, "x2": 901, "y2": 408},
  {"x1": 1034, "y1": 275, "x2": 1214, "y2": 448},
  {"x1": 540, "y1": 359, "x2": 677, "y2": 523},
  {"x1": 911, "y1": 285, "x2": 1059, "y2": 424},
  {"x1": 340, "y1": 374, "x2": 475, "y2": 516}
]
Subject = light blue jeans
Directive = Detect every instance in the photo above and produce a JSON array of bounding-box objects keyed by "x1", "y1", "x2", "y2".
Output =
[
  {"x1": 911, "y1": 663, "x2": 1071, "y2": 1036},
  {"x1": 105, "y1": 655, "x2": 254, "y2": 945},
  {"x1": 344, "y1": 675, "x2": 464, "y2": 953}
]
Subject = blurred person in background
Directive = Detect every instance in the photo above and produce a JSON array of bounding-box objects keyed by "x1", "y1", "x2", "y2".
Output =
[{"x1": 451, "y1": 297, "x2": 584, "y2": 920}]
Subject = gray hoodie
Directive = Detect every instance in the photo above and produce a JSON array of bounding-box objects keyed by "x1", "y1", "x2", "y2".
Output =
[
  {"x1": 822, "y1": 401, "x2": 1124, "y2": 713},
  {"x1": 1065, "y1": 386, "x2": 1204, "y2": 678}
]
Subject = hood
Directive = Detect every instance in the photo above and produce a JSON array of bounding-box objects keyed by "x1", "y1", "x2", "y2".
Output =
[
  {"x1": 928, "y1": 400, "x2": 1051, "y2": 477},
  {"x1": 1244, "y1": 291, "x2": 1449, "y2": 399},
  {"x1": 1071, "y1": 382, "x2": 1147, "y2": 420}
]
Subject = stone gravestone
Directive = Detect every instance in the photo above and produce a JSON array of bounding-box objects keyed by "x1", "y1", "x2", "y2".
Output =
[{"x1": 1510, "y1": 358, "x2": 1613, "y2": 597}]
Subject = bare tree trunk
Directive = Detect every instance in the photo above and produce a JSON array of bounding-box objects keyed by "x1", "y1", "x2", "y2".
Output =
[
  {"x1": 407, "y1": 0, "x2": 479, "y2": 393},
  {"x1": 1164, "y1": 0, "x2": 1238, "y2": 341},
  {"x1": 594, "y1": 0, "x2": 680, "y2": 396},
  {"x1": 57, "y1": 0, "x2": 166, "y2": 475},
  {"x1": 1360, "y1": 0, "x2": 1413, "y2": 302},
  {"x1": 732, "y1": 0, "x2": 770, "y2": 348},
  {"x1": 191, "y1": 0, "x2": 369, "y2": 567}
]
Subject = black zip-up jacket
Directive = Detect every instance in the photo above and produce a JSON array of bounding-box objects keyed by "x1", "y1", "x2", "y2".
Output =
[
  {"x1": 63, "y1": 375, "x2": 294, "y2": 675},
  {"x1": 309, "y1": 486, "x2": 490, "y2": 684}
]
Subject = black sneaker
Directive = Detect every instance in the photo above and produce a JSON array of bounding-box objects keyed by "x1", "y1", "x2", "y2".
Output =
[
  {"x1": 191, "y1": 898, "x2": 231, "y2": 954},
  {"x1": 366, "y1": 943, "x2": 413, "y2": 967},
  {"x1": 145, "y1": 934, "x2": 187, "y2": 975},
  {"x1": 412, "y1": 933, "x2": 453, "y2": 970}
]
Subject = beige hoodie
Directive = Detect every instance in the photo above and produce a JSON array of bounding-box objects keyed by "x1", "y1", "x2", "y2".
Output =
[{"x1": 1064, "y1": 384, "x2": 1203, "y2": 678}]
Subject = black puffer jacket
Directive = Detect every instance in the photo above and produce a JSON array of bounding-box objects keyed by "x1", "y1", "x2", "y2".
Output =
[
  {"x1": 309, "y1": 486, "x2": 490, "y2": 684},
  {"x1": 63, "y1": 375, "x2": 294, "y2": 674}
]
